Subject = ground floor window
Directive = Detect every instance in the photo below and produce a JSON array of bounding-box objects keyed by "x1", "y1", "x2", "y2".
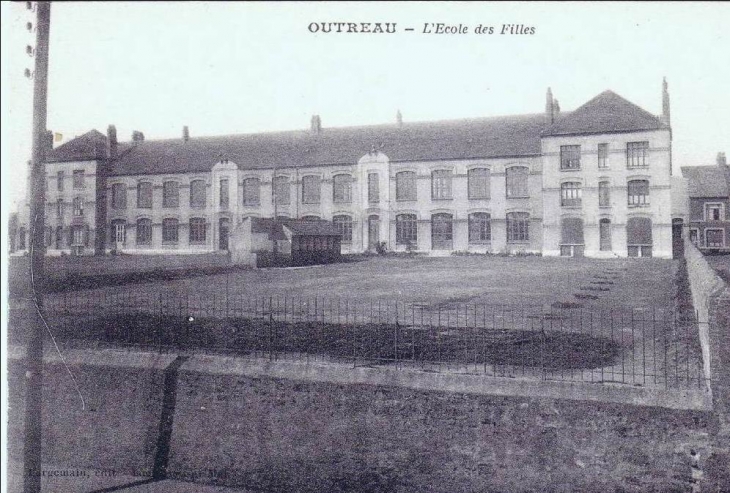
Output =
[
  {"x1": 71, "y1": 225, "x2": 86, "y2": 246},
  {"x1": 706, "y1": 228, "x2": 725, "y2": 248},
  {"x1": 627, "y1": 217, "x2": 652, "y2": 257},
  {"x1": 18, "y1": 227, "x2": 26, "y2": 249},
  {"x1": 136, "y1": 218, "x2": 152, "y2": 245},
  {"x1": 431, "y1": 213, "x2": 453, "y2": 250},
  {"x1": 396, "y1": 214, "x2": 418, "y2": 245},
  {"x1": 55, "y1": 226, "x2": 63, "y2": 249},
  {"x1": 506, "y1": 212, "x2": 529, "y2": 242},
  {"x1": 333, "y1": 215, "x2": 352, "y2": 243},
  {"x1": 162, "y1": 218, "x2": 179, "y2": 243},
  {"x1": 689, "y1": 228, "x2": 699, "y2": 246},
  {"x1": 560, "y1": 217, "x2": 584, "y2": 257},
  {"x1": 111, "y1": 220, "x2": 126, "y2": 245},
  {"x1": 189, "y1": 218, "x2": 207, "y2": 243},
  {"x1": 468, "y1": 212, "x2": 491, "y2": 243},
  {"x1": 599, "y1": 218, "x2": 612, "y2": 251}
]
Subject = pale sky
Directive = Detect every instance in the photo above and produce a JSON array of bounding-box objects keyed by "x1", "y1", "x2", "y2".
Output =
[{"x1": 2, "y1": 2, "x2": 730, "y2": 214}]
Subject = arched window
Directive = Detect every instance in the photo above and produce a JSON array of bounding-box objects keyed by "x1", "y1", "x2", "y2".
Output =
[
  {"x1": 431, "y1": 213, "x2": 453, "y2": 250},
  {"x1": 628, "y1": 180, "x2": 649, "y2": 206},
  {"x1": 468, "y1": 168, "x2": 490, "y2": 199},
  {"x1": 468, "y1": 212, "x2": 491, "y2": 243},
  {"x1": 560, "y1": 182, "x2": 582, "y2": 207},
  {"x1": 189, "y1": 218, "x2": 207, "y2": 243},
  {"x1": 333, "y1": 174, "x2": 352, "y2": 203},
  {"x1": 396, "y1": 214, "x2": 418, "y2": 245},
  {"x1": 505, "y1": 167, "x2": 529, "y2": 198},
  {"x1": 506, "y1": 212, "x2": 529, "y2": 242},
  {"x1": 190, "y1": 179, "x2": 206, "y2": 208},
  {"x1": 333, "y1": 215, "x2": 352, "y2": 242},
  {"x1": 396, "y1": 171, "x2": 417, "y2": 201},
  {"x1": 560, "y1": 217, "x2": 585, "y2": 257},
  {"x1": 136, "y1": 218, "x2": 152, "y2": 245},
  {"x1": 627, "y1": 217, "x2": 652, "y2": 257},
  {"x1": 137, "y1": 182, "x2": 153, "y2": 208},
  {"x1": 301, "y1": 175, "x2": 321, "y2": 204},
  {"x1": 111, "y1": 183, "x2": 127, "y2": 210},
  {"x1": 242, "y1": 178, "x2": 260, "y2": 206},
  {"x1": 162, "y1": 181, "x2": 179, "y2": 208},
  {"x1": 162, "y1": 218, "x2": 179, "y2": 243},
  {"x1": 273, "y1": 176, "x2": 290, "y2": 205},
  {"x1": 431, "y1": 170, "x2": 453, "y2": 200}
]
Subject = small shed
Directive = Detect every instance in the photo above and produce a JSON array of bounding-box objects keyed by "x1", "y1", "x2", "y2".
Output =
[{"x1": 231, "y1": 218, "x2": 342, "y2": 267}]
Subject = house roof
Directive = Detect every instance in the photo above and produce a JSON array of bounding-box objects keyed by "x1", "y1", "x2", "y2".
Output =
[
  {"x1": 681, "y1": 165, "x2": 730, "y2": 198},
  {"x1": 46, "y1": 129, "x2": 107, "y2": 163},
  {"x1": 542, "y1": 90, "x2": 665, "y2": 137},
  {"x1": 249, "y1": 217, "x2": 341, "y2": 239}
]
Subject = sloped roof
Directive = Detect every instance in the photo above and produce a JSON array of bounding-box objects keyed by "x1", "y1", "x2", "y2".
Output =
[
  {"x1": 681, "y1": 165, "x2": 730, "y2": 198},
  {"x1": 542, "y1": 90, "x2": 664, "y2": 137},
  {"x1": 46, "y1": 129, "x2": 107, "y2": 163},
  {"x1": 106, "y1": 113, "x2": 551, "y2": 176}
]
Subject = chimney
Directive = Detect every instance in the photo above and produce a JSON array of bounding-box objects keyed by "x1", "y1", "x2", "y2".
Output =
[
  {"x1": 106, "y1": 124, "x2": 117, "y2": 158},
  {"x1": 718, "y1": 152, "x2": 727, "y2": 167},
  {"x1": 132, "y1": 130, "x2": 145, "y2": 143},
  {"x1": 396, "y1": 109, "x2": 403, "y2": 127},
  {"x1": 553, "y1": 99, "x2": 560, "y2": 115},
  {"x1": 661, "y1": 77, "x2": 671, "y2": 126},
  {"x1": 546, "y1": 87, "x2": 554, "y2": 123},
  {"x1": 182, "y1": 125, "x2": 190, "y2": 142},
  {"x1": 310, "y1": 114, "x2": 322, "y2": 134}
]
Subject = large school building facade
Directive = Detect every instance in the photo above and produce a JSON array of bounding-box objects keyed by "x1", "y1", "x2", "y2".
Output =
[{"x1": 11, "y1": 82, "x2": 678, "y2": 259}]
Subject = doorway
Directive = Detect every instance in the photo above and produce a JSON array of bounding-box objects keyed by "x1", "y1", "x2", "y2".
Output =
[{"x1": 368, "y1": 215, "x2": 380, "y2": 251}]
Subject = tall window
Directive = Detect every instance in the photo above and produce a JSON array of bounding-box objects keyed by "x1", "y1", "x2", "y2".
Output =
[
  {"x1": 190, "y1": 179, "x2": 206, "y2": 208},
  {"x1": 468, "y1": 212, "x2": 491, "y2": 243},
  {"x1": 56, "y1": 199, "x2": 63, "y2": 217},
  {"x1": 627, "y1": 217, "x2": 652, "y2": 257},
  {"x1": 111, "y1": 183, "x2": 127, "y2": 210},
  {"x1": 136, "y1": 218, "x2": 152, "y2": 245},
  {"x1": 137, "y1": 182, "x2": 153, "y2": 208},
  {"x1": 599, "y1": 219, "x2": 612, "y2": 251},
  {"x1": 560, "y1": 182, "x2": 582, "y2": 207},
  {"x1": 597, "y1": 144, "x2": 609, "y2": 169},
  {"x1": 627, "y1": 141, "x2": 649, "y2": 168},
  {"x1": 273, "y1": 176, "x2": 290, "y2": 205},
  {"x1": 505, "y1": 167, "x2": 529, "y2": 198},
  {"x1": 163, "y1": 181, "x2": 179, "y2": 208},
  {"x1": 72, "y1": 197, "x2": 84, "y2": 216},
  {"x1": 333, "y1": 215, "x2": 352, "y2": 242},
  {"x1": 431, "y1": 213, "x2": 453, "y2": 250},
  {"x1": 162, "y1": 218, "x2": 179, "y2": 243},
  {"x1": 73, "y1": 170, "x2": 85, "y2": 189},
  {"x1": 301, "y1": 175, "x2": 321, "y2": 204},
  {"x1": 368, "y1": 173, "x2": 379, "y2": 203},
  {"x1": 396, "y1": 171, "x2": 417, "y2": 201},
  {"x1": 55, "y1": 226, "x2": 63, "y2": 249},
  {"x1": 431, "y1": 170, "x2": 453, "y2": 200},
  {"x1": 468, "y1": 168, "x2": 490, "y2": 199},
  {"x1": 628, "y1": 179, "x2": 649, "y2": 206},
  {"x1": 71, "y1": 225, "x2": 85, "y2": 246},
  {"x1": 396, "y1": 214, "x2": 418, "y2": 245},
  {"x1": 18, "y1": 227, "x2": 26, "y2": 249},
  {"x1": 57, "y1": 171, "x2": 64, "y2": 191},
  {"x1": 333, "y1": 174, "x2": 352, "y2": 203},
  {"x1": 242, "y1": 178, "x2": 260, "y2": 206},
  {"x1": 599, "y1": 181, "x2": 611, "y2": 207},
  {"x1": 506, "y1": 212, "x2": 529, "y2": 242},
  {"x1": 560, "y1": 217, "x2": 585, "y2": 256},
  {"x1": 189, "y1": 218, "x2": 206, "y2": 243},
  {"x1": 111, "y1": 220, "x2": 126, "y2": 245},
  {"x1": 560, "y1": 145, "x2": 581, "y2": 170},
  {"x1": 219, "y1": 178, "x2": 229, "y2": 207},
  {"x1": 705, "y1": 203, "x2": 723, "y2": 221}
]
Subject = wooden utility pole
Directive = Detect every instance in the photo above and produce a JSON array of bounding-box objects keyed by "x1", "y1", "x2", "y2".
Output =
[{"x1": 23, "y1": 2, "x2": 51, "y2": 492}]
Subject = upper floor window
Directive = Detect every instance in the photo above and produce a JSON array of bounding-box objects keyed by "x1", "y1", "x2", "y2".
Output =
[
  {"x1": 219, "y1": 178, "x2": 229, "y2": 208},
  {"x1": 162, "y1": 181, "x2": 179, "y2": 208},
  {"x1": 396, "y1": 171, "x2": 417, "y2": 201},
  {"x1": 560, "y1": 145, "x2": 581, "y2": 170},
  {"x1": 506, "y1": 212, "x2": 530, "y2": 242},
  {"x1": 468, "y1": 212, "x2": 491, "y2": 243},
  {"x1": 137, "y1": 182, "x2": 153, "y2": 208},
  {"x1": 273, "y1": 176, "x2": 290, "y2": 205},
  {"x1": 57, "y1": 171, "x2": 64, "y2": 191},
  {"x1": 505, "y1": 167, "x2": 529, "y2": 198},
  {"x1": 706, "y1": 229, "x2": 725, "y2": 248},
  {"x1": 560, "y1": 182, "x2": 582, "y2": 207},
  {"x1": 242, "y1": 178, "x2": 260, "y2": 206},
  {"x1": 189, "y1": 217, "x2": 206, "y2": 243},
  {"x1": 368, "y1": 173, "x2": 379, "y2": 203},
  {"x1": 73, "y1": 170, "x2": 85, "y2": 189},
  {"x1": 431, "y1": 170, "x2": 453, "y2": 200},
  {"x1": 628, "y1": 179, "x2": 649, "y2": 206},
  {"x1": 56, "y1": 199, "x2": 63, "y2": 217},
  {"x1": 72, "y1": 197, "x2": 84, "y2": 216},
  {"x1": 597, "y1": 144, "x2": 609, "y2": 169},
  {"x1": 333, "y1": 174, "x2": 353, "y2": 204},
  {"x1": 598, "y1": 181, "x2": 611, "y2": 207},
  {"x1": 705, "y1": 203, "x2": 724, "y2": 221},
  {"x1": 468, "y1": 168, "x2": 490, "y2": 199},
  {"x1": 190, "y1": 179, "x2": 206, "y2": 208},
  {"x1": 627, "y1": 141, "x2": 649, "y2": 168},
  {"x1": 396, "y1": 214, "x2": 418, "y2": 245},
  {"x1": 111, "y1": 183, "x2": 127, "y2": 210},
  {"x1": 301, "y1": 175, "x2": 321, "y2": 204},
  {"x1": 136, "y1": 218, "x2": 152, "y2": 245},
  {"x1": 333, "y1": 215, "x2": 352, "y2": 242}
]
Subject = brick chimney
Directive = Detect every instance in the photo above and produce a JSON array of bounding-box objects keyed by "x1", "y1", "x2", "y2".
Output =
[
  {"x1": 546, "y1": 87, "x2": 554, "y2": 123},
  {"x1": 183, "y1": 125, "x2": 190, "y2": 142},
  {"x1": 310, "y1": 115, "x2": 322, "y2": 134},
  {"x1": 661, "y1": 77, "x2": 671, "y2": 126},
  {"x1": 718, "y1": 152, "x2": 727, "y2": 167},
  {"x1": 106, "y1": 125, "x2": 117, "y2": 158},
  {"x1": 396, "y1": 109, "x2": 403, "y2": 127},
  {"x1": 132, "y1": 130, "x2": 145, "y2": 143}
]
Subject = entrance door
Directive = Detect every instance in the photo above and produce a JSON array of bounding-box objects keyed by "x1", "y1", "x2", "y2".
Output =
[
  {"x1": 368, "y1": 215, "x2": 380, "y2": 250},
  {"x1": 599, "y1": 219, "x2": 611, "y2": 251},
  {"x1": 219, "y1": 218, "x2": 230, "y2": 250},
  {"x1": 672, "y1": 218, "x2": 684, "y2": 258}
]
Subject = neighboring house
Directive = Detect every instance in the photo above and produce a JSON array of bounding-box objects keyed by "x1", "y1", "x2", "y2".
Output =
[
  {"x1": 13, "y1": 80, "x2": 679, "y2": 258},
  {"x1": 681, "y1": 153, "x2": 730, "y2": 252}
]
